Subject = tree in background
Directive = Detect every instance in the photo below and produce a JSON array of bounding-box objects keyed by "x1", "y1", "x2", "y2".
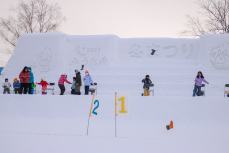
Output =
[
  {"x1": 183, "y1": 0, "x2": 229, "y2": 36},
  {"x1": 0, "y1": 0, "x2": 65, "y2": 51}
]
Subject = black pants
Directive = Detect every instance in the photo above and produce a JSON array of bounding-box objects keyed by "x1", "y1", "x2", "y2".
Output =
[
  {"x1": 58, "y1": 84, "x2": 65, "y2": 95},
  {"x1": 14, "y1": 88, "x2": 20, "y2": 94},
  {"x1": 71, "y1": 89, "x2": 76, "y2": 95},
  {"x1": 85, "y1": 86, "x2": 89, "y2": 95},
  {"x1": 3, "y1": 88, "x2": 10, "y2": 94},
  {"x1": 20, "y1": 83, "x2": 29, "y2": 94}
]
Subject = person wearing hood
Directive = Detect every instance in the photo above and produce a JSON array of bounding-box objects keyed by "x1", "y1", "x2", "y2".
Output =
[{"x1": 58, "y1": 74, "x2": 72, "y2": 95}]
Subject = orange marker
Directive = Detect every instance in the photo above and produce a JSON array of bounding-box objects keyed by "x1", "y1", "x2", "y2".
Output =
[
  {"x1": 169, "y1": 120, "x2": 174, "y2": 129},
  {"x1": 166, "y1": 120, "x2": 174, "y2": 130}
]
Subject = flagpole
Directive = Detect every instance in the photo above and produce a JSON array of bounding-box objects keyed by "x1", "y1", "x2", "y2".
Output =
[{"x1": 86, "y1": 95, "x2": 95, "y2": 136}]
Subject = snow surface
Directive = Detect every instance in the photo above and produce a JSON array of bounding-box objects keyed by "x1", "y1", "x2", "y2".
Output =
[{"x1": 0, "y1": 33, "x2": 229, "y2": 153}]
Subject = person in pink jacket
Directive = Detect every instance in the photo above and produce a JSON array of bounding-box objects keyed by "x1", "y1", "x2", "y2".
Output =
[{"x1": 58, "y1": 74, "x2": 72, "y2": 95}]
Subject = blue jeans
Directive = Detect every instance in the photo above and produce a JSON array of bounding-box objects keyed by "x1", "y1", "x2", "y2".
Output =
[{"x1": 193, "y1": 85, "x2": 201, "y2": 96}]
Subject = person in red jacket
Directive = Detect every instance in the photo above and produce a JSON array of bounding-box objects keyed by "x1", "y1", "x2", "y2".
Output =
[
  {"x1": 58, "y1": 74, "x2": 72, "y2": 95},
  {"x1": 37, "y1": 79, "x2": 49, "y2": 95},
  {"x1": 19, "y1": 66, "x2": 30, "y2": 94}
]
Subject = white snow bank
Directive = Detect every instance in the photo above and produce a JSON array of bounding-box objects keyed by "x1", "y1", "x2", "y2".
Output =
[{"x1": 0, "y1": 95, "x2": 229, "y2": 153}]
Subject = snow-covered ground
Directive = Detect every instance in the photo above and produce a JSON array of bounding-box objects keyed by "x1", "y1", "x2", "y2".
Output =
[{"x1": 0, "y1": 33, "x2": 229, "y2": 153}]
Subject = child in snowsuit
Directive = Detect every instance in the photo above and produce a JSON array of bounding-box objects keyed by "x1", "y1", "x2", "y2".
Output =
[
  {"x1": 37, "y1": 79, "x2": 49, "y2": 95},
  {"x1": 58, "y1": 74, "x2": 72, "y2": 95},
  {"x1": 13, "y1": 78, "x2": 21, "y2": 94},
  {"x1": 2, "y1": 78, "x2": 11, "y2": 94},
  {"x1": 83, "y1": 70, "x2": 93, "y2": 95},
  {"x1": 192, "y1": 71, "x2": 209, "y2": 96},
  {"x1": 142, "y1": 75, "x2": 153, "y2": 96}
]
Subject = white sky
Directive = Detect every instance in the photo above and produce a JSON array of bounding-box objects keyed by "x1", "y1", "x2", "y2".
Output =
[{"x1": 0, "y1": 0, "x2": 200, "y2": 38}]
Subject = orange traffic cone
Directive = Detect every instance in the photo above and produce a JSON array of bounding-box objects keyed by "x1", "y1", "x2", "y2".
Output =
[{"x1": 166, "y1": 120, "x2": 174, "y2": 130}]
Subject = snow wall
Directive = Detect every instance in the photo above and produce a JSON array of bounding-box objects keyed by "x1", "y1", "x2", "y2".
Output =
[
  {"x1": 2, "y1": 33, "x2": 119, "y2": 82},
  {"x1": 1, "y1": 33, "x2": 229, "y2": 95}
]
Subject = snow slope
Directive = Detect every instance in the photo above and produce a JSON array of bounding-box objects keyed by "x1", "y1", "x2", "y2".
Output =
[
  {"x1": 0, "y1": 33, "x2": 229, "y2": 153},
  {"x1": 0, "y1": 95, "x2": 229, "y2": 153}
]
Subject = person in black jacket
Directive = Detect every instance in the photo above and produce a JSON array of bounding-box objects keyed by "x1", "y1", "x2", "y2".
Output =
[
  {"x1": 75, "y1": 69, "x2": 82, "y2": 95},
  {"x1": 142, "y1": 75, "x2": 153, "y2": 96}
]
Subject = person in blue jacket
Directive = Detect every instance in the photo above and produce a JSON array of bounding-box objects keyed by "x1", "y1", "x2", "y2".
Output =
[
  {"x1": 83, "y1": 70, "x2": 93, "y2": 95},
  {"x1": 13, "y1": 78, "x2": 21, "y2": 94}
]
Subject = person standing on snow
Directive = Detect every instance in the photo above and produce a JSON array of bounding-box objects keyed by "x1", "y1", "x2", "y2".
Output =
[
  {"x1": 75, "y1": 69, "x2": 82, "y2": 95},
  {"x1": 192, "y1": 71, "x2": 209, "y2": 96},
  {"x1": 28, "y1": 67, "x2": 35, "y2": 94},
  {"x1": 2, "y1": 78, "x2": 11, "y2": 94},
  {"x1": 83, "y1": 70, "x2": 93, "y2": 95},
  {"x1": 19, "y1": 66, "x2": 30, "y2": 94},
  {"x1": 58, "y1": 74, "x2": 72, "y2": 95},
  {"x1": 13, "y1": 78, "x2": 21, "y2": 94},
  {"x1": 37, "y1": 79, "x2": 49, "y2": 95},
  {"x1": 142, "y1": 75, "x2": 153, "y2": 96}
]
